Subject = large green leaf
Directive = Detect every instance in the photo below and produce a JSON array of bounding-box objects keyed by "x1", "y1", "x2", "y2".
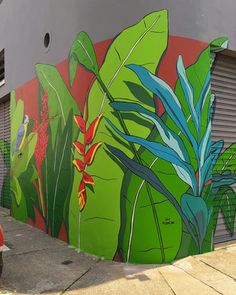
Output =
[
  {"x1": 214, "y1": 143, "x2": 236, "y2": 173},
  {"x1": 74, "y1": 10, "x2": 169, "y2": 259},
  {"x1": 11, "y1": 132, "x2": 38, "y2": 178},
  {"x1": 11, "y1": 176, "x2": 22, "y2": 206},
  {"x1": 216, "y1": 187, "x2": 236, "y2": 236},
  {"x1": 11, "y1": 96, "x2": 24, "y2": 156},
  {"x1": 35, "y1": 64, "x2": 79, "y2": 149},
  {"x1": 11, "y1": 176, "x2": 27, "y2": 223},
  {"x1": 119, "y1": 128, "x2": 185, "y2": 263}
]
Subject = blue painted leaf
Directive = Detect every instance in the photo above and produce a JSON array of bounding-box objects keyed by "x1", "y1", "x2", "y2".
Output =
[
  {"x1": 110, "y1": 101, "x2": 190, "y2": 162},
  {"x1": 212, "y1": 172, "x2": 236, "y2": 188},
  {"x1": 208, "y1": 94, "x2": 216, "y2": 123},
  {"x1": 195, "y1": 70, "x2": 211, "y2": 117},
  {"x1": 106, "y1": 118, "x2": 197, "y2": 193},
  {"x1": 200, "y1": 156, "x2": 213, "y2": 192},
  {"x1": 199, "y1": 120, "x2": 211, "y2": 167},
  {"x1": 177, "y1": 56, "x2": 198, "y2": 129},
  {"x1": 202, "y1": 140, "x2": 224, "y2": 188},
  {"x1": 127, "y1": 64, "x2": 198, "y2": 155},
  {"x1": 181, "y1": 194, "x2": 210, "y2": 251},
  {"x1": 211, "y1": 140, "x2": 224, "y2": 165}
]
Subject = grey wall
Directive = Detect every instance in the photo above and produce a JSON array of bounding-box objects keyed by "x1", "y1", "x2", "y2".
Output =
[{"x1": 0, "y1": 0, "x2": 235, "y2": 98}]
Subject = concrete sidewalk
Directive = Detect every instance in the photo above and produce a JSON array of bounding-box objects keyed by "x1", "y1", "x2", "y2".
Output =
[{"x1": 0, "y1": 208, "x2": 236, "y2": 295}]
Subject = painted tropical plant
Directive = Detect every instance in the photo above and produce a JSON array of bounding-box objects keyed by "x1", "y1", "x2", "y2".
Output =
[
  {"x1": 211, "y1": 143, "x2": 236, "y2": 236},
  {"x1": 11, "y1": 64, "x2": 80, "y2": 241},
  {"x1": 68, "y1": 10, "x2": 170, "y2": 260},
  {"x1": 10, "y1": 93, "x2": 38, "y2": 223},
  {"x1": 106, "y1": 56, "x2": 218, "y2": 255}
]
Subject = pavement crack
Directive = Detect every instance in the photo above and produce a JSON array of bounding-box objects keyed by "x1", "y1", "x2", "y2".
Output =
[
  {"x1": 174, "y1": 264, "x2": 223, "y2": 295},
  {"x1": 159, "y1": 271, "x2": 176, "y2": 295},
  {"x1": 60, "y1": 267, "x2": 92, "y2": 294},
  {"x1": 4, "y1": 246, "x2": 64, "y2": 257},
  {"x1": 198, "y1": 259, "x2": 236, "y2": 282}
]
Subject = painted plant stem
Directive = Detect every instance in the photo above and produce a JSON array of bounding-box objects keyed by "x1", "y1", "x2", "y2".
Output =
[{"x1": 97, "y1": 75, "x2": 165, "y2": 262}]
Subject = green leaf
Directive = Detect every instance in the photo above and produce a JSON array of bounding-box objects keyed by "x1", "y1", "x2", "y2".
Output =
[
  {"x1": 181, "y1": 194, "x2": 210, "y2": 252},
  {"x1": 11, "y1": 97, "x2": 24, "y2": 157},
  {"x1": 217, "y1": 187, "x2": 236, "y2": 236},
  {"x1": 69, "y1": 31, "x2": 99, "y2": 84},
  {"x1": 11, "y1": 132, "x2": 38, "y2": 178},
  {"x1": 35, "y1": 64, "x2": 79, "y2": 149},
  {"x1": 11, "y1": 176, "x2": 22, "y2": 206},
  {"x1": 77, "y1": 10, "x2": 169, "y2": 260},
  {"x1": 214, "y1": 143, "x2": 236, "y2": 173},
  {"x1": 210, "y1": 36, "x2": 229, "y2": 52},
  {"x1": 11, "y1": 179, "x2": 28, "y2": 223}
]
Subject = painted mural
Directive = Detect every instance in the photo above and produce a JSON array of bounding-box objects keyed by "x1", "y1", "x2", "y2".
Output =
[
  {"x1": 10, "y1": 10, "x2": 236, "y2": 264},
  {"x1": 0, "y1": 136, "x2": 10, "y2": 208}
]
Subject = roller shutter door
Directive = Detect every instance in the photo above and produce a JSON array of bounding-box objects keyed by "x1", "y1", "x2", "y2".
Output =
[
  {"x1": 0, "y1": 98, "x2": 10, "y2": 208},
  {"x1": 211, "y1": 53, "x2": 236, "y2": 244}
]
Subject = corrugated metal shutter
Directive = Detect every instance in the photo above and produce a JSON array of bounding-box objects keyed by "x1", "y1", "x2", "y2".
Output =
[
  {"x1": 211, "y1": 53, "x2": 236, "y2": 244},
  {"x1": 0, "y1": 49, "x2": 4, "y2": 86},
  {"x1": 0, "y1": 98, "x2": 11, "y2": 208}
]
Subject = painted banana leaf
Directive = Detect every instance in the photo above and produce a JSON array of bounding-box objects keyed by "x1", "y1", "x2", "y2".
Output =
[
  {"x1": 69, "y1": 10, "x2": 169, "y2": 259},
  {"x1": 35, "y1": 64, "x2": 79, "y2": 149},
  {"x1": 213, "y1": 187, "x2": 236, "y2": 236},
  {"x1": 10, "y1": 91, "x2": 24, "y2": 156},
  {"x1": 106, "y1": 143, "x2": 199, "y2": 262},
  {"x1": 214, "y1": 143, "x2": 236, "y2": 173},
  {"x1": 10, "y1": 94, "x2": 38, "y2": 222},
  {"x1": 35, "y1": 64, "x2": 79, "y2": 238}
]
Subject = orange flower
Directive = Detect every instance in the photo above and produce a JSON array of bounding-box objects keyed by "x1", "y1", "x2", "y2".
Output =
[{"x1": 73, "y1": 112, "x2": 103, "y2": 211}]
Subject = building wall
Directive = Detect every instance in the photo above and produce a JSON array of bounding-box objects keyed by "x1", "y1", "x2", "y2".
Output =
[
  {"x1": 1, "y1": 0, "x2": 236, "y2": 98},
  {"x1": 0, "y1": 2, "x2": 235, "y2": 264}
]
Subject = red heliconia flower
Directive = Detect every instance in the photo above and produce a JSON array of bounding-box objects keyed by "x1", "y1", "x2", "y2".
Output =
[
  {"x1": 84, "y1": 142, "x2": 102, "y2": 165},
  {"x1": 73, "y1": 110, "x2": 103, "y2": 211},
  {"x1": 78, "y1": 181, "x2": 86, "y2": 211},
  {"x1": 73, "y1": 141, "x2": 85, "y2": 155},
  {"x1": 73, "y1": 159, "x2": 85, "y2": 172},
  {"x1": 74, "y1": 115, "x2": 86, "y2": 133},
  {"x1": 83, "y1": 171, "x2": 94, "y2": 185},
  {"x1": 84, "y1": 115, "x2": 102, "y2": 145}
]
